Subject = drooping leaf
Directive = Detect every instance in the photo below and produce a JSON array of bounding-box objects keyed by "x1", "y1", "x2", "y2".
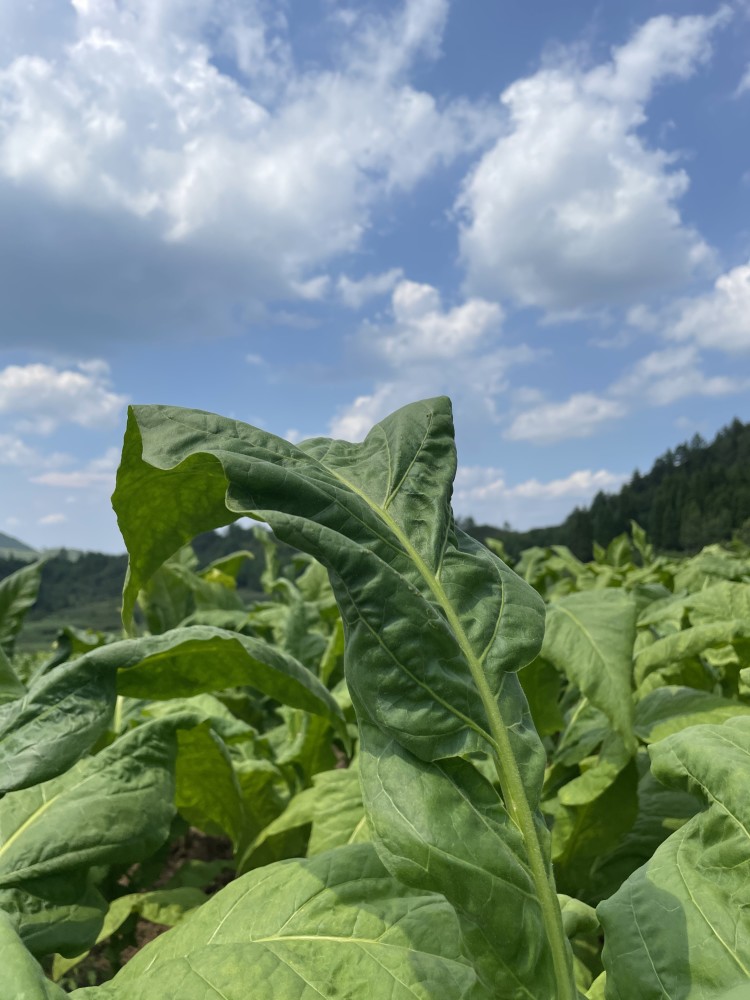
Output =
[
  {"x1": 107, "y1": 627, "x2": 346, "y2": 742},
  {"x1": 634, "y1": 621, "x2": 750, "y2": 685},
  {"x1": 542, "y1": 590, "x2": 637, "y2": 754},
  {"x1": 112, "y1": 398, "x2": 577, "y2": 998}
]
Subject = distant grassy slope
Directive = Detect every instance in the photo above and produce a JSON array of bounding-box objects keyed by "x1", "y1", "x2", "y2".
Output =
[{"x1": 0, "y1": 531, "x2": 37, "y2": 557}]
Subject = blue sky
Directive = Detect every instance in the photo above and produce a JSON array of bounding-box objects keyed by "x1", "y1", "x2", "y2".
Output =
[{"x1": 1, "y1": 0, "x2": 749, "y2": 553}]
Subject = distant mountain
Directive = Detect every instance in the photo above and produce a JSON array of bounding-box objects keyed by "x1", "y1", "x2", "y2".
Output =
[
  {"x1": 0, "y1": 532, "x2": 37, "y2": 555},
  {"x1": 464, "y1": 416, "x2": 750, "y2": 560}
]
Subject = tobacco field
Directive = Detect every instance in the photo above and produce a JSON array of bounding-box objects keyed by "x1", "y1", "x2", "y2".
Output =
[{"x1": 2, "y1": 396, "x2": 750, "y2": 999}]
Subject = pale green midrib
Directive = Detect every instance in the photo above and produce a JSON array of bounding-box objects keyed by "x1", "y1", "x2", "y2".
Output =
[{"x1": 328, "y1": 469, "x2": 576, "y2": 1000}]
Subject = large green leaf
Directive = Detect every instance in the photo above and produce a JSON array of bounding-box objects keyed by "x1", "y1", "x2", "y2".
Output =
[
  {"x1": 173, "y1": 722, "x2": 246, "y2": 846},
  {"x1": 361, "y1": 721, "x2": 558, "y2": 997},
  {"x1": 542, "y1": 590, "x2": 637, "y2": 753},
  {"x1": 113, "y1": 398, "x2": 577, "y2": 998},
  {"x1": 0, "y1": 656, "x2": 117, "y2": 794},
  {"x1": 0, "y1": 720, "x2": 180, "y2": 955},
  {"x1": 52, "y1": 887, "x2": 206, "y2": 981},
  {"x1": 106, "y1": 627, "x2": 346, "y2": 741},
  {"x1": 70, "y1": 844, "x2": 479, "y2": 1000},
  {"x1": 599, "y1": 716, "x2": 750, "y2": 998},
  {"x1": 0, "y1": 560, "x2": 45, "y2": 657}
]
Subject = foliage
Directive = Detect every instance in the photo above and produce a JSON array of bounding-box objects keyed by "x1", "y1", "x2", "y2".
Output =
[{"x1": 2, "y1": 397, "x2": 750, "y2": 997}]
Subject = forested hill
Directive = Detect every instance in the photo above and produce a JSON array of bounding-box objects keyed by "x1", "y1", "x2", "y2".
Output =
[
  {"x1": 0, "y1": 524, "x2": 296, "y2": 627},
  {"x1": 466, "y1": 416, "x2": 750, "y2": 560}
]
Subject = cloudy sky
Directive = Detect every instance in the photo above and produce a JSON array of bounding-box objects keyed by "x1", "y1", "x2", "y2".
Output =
[{"x1": 2, "y1": 0, "x2": 749, "y2": 553}]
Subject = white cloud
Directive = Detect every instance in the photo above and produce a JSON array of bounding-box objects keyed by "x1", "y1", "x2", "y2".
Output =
[
  {"x1": 668, "y1": 261, "x2": 750, "y2": 352},
  {"x1": 453, "y1": 465, "x2": 628, "y2": 529},
  {"x1": 0, "y1": 362, "x2": 127, "y2": 433},
  {"x1": 337, "y1": 268, "x2": 404, "y2": 309},
  {"x1": 371, "y1": 279, "x2": 503, "y2": 365},
  {"x1": 330, "y1": 383, "x2": 408, "y2": 441},
  {"x1": 0, "y1": 0, "x2": 497, "y2": 349},
  {"x1": 736, "y1": 64, "x2": 750, "y2": 95},
  {"x1": 457, "y1": 10, "x2": 727, "y2": 312},
  {"x1": 507, "y1": 338, "x2": 748, "y2": 445},
  {"x1": 329, "y1": 277, "x2": 531, "y2": 440},
  {"x1": 0, "y1": 434, "x2": 42, "y2": 467},
  {"x1": 611, "y1": 345, "x2": 748, "y2": 404},
  {"x1": 505, "y1": 393, "x2": 626, "y2": 444},
  {"x1": 38, "y1": 512, "x2": 67, "y2": 525},
  {"x1": 32, "y1": 446, "x2": 120, "y2": 490},
  {"x1": 342, "y1": 0, "x2": 448, "y2": 83}
]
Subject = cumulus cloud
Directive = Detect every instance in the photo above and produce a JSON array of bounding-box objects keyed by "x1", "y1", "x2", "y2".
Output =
[
  {"x1": 505, "y1": 394, "x2": 626, "y2": 444},
  {"x1": 371, "y1": 279, "x2": 502, "y2": 365},
  {"x1": 337, "y1": 268, "x2": 404, "y2": 309},
  {"x1": 0, "y1": 0, "x2": 497, "y2": 349},
  {"x1": 667, "y1": 262, "x2": 750, "y2": 352},
  {"x1": 0, "y1": 362, "x2": 127, "y2": 433},
  {"x1": 457, "y1": 10, "x2": 727, "y2": 313},
  {"x1": 329, "y1": 278, "x2": 529, "y2": 440}
]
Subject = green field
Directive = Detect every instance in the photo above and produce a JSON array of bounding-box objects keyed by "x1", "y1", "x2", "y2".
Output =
[{"x1": 3, "y1": 398, "x2": 750, "y2": 999}]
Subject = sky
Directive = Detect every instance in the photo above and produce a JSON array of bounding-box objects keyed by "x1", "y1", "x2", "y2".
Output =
[{"x1": 1, "y1": 0, "x2": 750, "y2": 553}]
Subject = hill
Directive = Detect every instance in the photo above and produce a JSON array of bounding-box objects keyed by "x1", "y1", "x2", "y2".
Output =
[
  {"x1": 0, "y1": 531, "x2": 37, "y2": 557},
  {"x1": 465, "y1": 416, "x2": 750, "y2": 560}
]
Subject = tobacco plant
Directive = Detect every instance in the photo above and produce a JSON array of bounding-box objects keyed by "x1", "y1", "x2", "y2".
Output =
[{"x1": 3, "y1": 396, "x2": 750, "y2": 998}]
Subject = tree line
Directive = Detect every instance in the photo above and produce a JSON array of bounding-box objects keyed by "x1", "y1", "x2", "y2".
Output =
[{"x1": 462, "y1": 416, "x2": 750, "y2": 560}]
